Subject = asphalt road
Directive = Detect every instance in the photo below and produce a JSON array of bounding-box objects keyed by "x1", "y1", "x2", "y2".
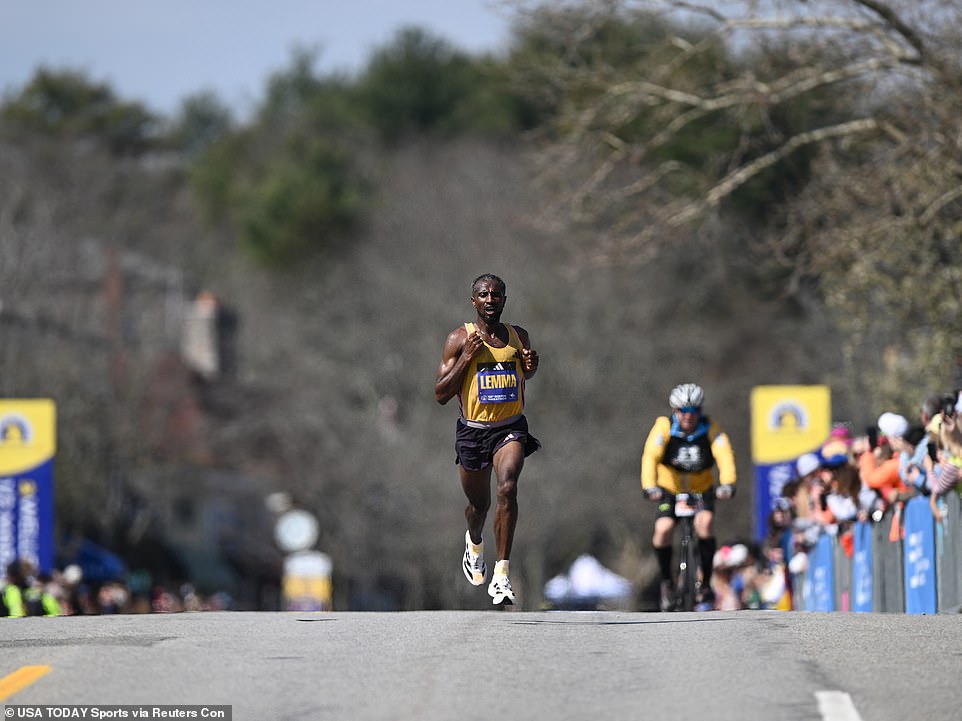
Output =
[{"x1": 2, "y1": 610, "x2": 959, "y2": 721}]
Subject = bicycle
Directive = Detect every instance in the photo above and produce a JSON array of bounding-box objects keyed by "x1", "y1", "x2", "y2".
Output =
[{"x1": 672, "y1": 492, "x2": 704, "y2": 611}]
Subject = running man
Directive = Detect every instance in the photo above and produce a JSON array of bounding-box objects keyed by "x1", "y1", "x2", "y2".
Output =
[{"x1": 435, "y1": 274, "x2": 541, "y2": 605}]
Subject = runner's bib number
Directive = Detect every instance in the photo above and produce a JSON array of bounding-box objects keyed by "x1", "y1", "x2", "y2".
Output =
[{"x1": 477, "y1": 361, "x2": 520, "y2": 404}]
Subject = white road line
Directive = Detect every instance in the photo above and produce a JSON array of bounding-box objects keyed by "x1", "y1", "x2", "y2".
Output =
[{"x1": 816, "y1": 691, "x2": 864, "y2": 721}]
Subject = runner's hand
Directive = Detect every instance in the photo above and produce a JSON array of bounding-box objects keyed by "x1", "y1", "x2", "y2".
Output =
[
  {"x1": 644, "y1": 487, "x2": 663, "y2": 502},
  {"x1": 464, "y1": 330, "x2": 485, "y2": 360},
  {"x1": 521, "y1": 347, "x2": 539, "y2": 372}
]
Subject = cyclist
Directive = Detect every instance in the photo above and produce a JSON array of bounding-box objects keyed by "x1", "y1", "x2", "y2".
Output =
[{"x1": 641, "y1": 383, "x2": 737, "y2": 611}]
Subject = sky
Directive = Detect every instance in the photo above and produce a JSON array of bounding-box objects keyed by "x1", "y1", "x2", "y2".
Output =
[{"x1": 0, "y1": 1, "x2": 513, "y2": 119}]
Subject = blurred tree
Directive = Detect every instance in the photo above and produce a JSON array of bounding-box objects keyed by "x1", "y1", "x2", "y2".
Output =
[
  {"x1": 168, "y1": 91, "x2": 234, "y2": 159},
  {"x1": 508, "y1": 0, "x2": 962, "y2": 406},
  {"x1": 240, "y1": 138, "x2": 368, "y2": 267},
  {"x1": 190, "y1": 49, "x2": 373, "y2": 268},
  {"x1": 188, "y1": 131, "x2": 249, "y2": 223},
  {"x1": 189, "y1": 33, "x2": 537, "y2": 269},
  {"x1": 358, "y1": 26, "x2": 528, "y2": 142},
  {"x1": 257, "y1": 46, "x2": 332, "y2": 124},
  {"x1": 508, "y1": 2, "x2": 849, "y2": 250},
  {"x1": 1, "y1": 67, "x2": 159, "y2": 154}
]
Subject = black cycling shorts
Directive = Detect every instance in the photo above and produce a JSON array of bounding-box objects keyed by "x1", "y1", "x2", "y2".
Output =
[
  {"x1": 654, "y1": 487, "x2": 717, "y2": 519},
  {"x1": 455, "y1": 415, "x2": 541, "y2": 472}
]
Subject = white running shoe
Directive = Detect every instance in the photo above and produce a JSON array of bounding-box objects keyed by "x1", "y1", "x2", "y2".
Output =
[
  {"x1": 462, "y1": 531, "x2": 486, "y2": 586},
  {"x1": 488, "y1": 575, "x2": 515, "y2": 605}
]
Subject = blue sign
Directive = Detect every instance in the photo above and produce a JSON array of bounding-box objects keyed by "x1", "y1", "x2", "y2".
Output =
[
  {"x1": 852, "y1": 521, "x2": 873, "y2": 612},
  {"x1": 0, "y1": 460, "x2": 55, "y2": 575},
  {"x1": 752, "y1": 461, "x2": 796, "y2": 540},
  {"x1": 903, "y1": 496, "x2": 937, "y2": 614},
  {"x1": 0, "y1": 400, "x2": 56, "y2": 574}
]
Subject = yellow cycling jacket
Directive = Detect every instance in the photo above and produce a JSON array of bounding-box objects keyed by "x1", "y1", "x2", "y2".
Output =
[{"x1": 641, "y1": 415, "x2": 737, "y2": 494}]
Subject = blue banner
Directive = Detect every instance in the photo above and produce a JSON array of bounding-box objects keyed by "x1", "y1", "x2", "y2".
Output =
[
  {"x1": 852, "y1": 521, "x2": 874, "y2": 612},
  {"x1": 0, "y1": 460, "x2": 55, "y2": 574},
  {"x1": 0, "y1": 400, "x2": 56, "y2": 574},
  {"x1": 807, "y1": 533, "x2": 835, "y2": 611},
  {"x1": 903, "y1": 496, "x2": 937, "y2": 614},
  {"x1": 753, "y1": 461, "x2": 796, "y2": 541}
]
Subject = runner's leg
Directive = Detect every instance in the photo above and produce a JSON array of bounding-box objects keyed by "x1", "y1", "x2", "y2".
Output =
[
  {"x1": 460, "y1": 466, "x2": 492, "y2": 545},
  {"x1": 491, "y1": 440, "x2": 524, "y2": 561}
]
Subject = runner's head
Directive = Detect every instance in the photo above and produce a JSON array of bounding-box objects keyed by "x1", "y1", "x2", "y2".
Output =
[
  {"x1": 471, "y1": 274, "x2": 507, "y2": 322},
  {"x1": 472, "y1": 273, "x2": 505, "y2": 296}
]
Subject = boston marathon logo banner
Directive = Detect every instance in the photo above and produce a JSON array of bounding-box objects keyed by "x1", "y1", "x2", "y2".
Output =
[
  {"x1": 750, "y1": 385, "x2": 830, "y2": 540},
  {"x1": 0, "y1": 399, "x2": 56, "y2": 573}
]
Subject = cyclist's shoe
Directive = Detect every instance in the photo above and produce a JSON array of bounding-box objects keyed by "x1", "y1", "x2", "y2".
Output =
[
  {"x1": 462, "y1": 531, "x2": 486, "y2": 586},
  {"x1": 659, "y1": 580, "x2": 675, "y2": 612},
  {"x1": 695, "y1": 584, "x2": 715, "y2": 611},
  {"x1": 488, "y1": 575, "x2": 515, "y2": 605}
]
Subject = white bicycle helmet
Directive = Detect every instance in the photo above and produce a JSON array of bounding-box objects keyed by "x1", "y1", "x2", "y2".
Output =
[{"x1": 669, "y1": 383, "x2": 705, "y2": 409}]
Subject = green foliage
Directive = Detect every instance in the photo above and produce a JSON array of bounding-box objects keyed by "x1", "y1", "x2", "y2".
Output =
[
  {"x1": 358, "y1": 26, "x2": 526, "y2": 142},
  {"x1": 507, "y1": 1, "x2": 870, "y2": 234},
  {"x1": 188, "y1": 51, "x2": 375, "y2": 267},
  {"x1": 505, "y1": 4, "x2": 687, "y2": 125},
  {"x1": 188, "y1": 131, "x2": 249, "y2": 223},
  {"x1": 169, "y1": 91, "x2": 234, "y2": 159},
  {"x1": 191, "y1": 122, "x2": 370, "y2": 267},
  {"x1": 510, "y1": 2, "x2": 678, "y2": 69},
  {"x1": 188, "y1": 35, "x2": 535, "y2": 268},
  {"x1": 239, "y1": 139, "x2": 368, "y2": 268},
  {"x1": 257, "y1": 47, "x2": 342, "y2": 125},
  {"x1": 1, "y1": 68, "x2": 158, "y2": 154}
]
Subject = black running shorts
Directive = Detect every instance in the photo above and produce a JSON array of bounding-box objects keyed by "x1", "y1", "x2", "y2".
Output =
[{"x1": 455, "y1": 415, "x2": 541, "y2": 472}]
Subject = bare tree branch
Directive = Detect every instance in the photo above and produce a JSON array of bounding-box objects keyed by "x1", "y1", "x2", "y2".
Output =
[
  {"x1": 920, "y1": 184, "x2": 962, "y2": 226},
  {"x1": 852, "y1": 0, "x2": 926, "y2": 59},
  {"x1": 515, "y1": 0, "x2": 962, "y2": 398},
  {"x1": 705, "y1": 119, "x2": 879, "y2": 208}
]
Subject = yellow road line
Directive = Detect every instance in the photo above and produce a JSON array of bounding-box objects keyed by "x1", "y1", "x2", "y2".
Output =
[{"x1": 0, "y1": 665, "x2": 51, "y2": 701}]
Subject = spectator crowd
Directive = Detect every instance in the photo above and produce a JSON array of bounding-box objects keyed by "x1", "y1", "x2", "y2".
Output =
[
  {"x1": 705, "y1": 389, "x2": 962, "y2": 611},
  {"x1": 2, "y1": 557, "x2": 233, "y2": 617}
]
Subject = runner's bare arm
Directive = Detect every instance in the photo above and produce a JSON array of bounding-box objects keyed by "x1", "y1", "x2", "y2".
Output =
[
  {"x1": 435, "y1": 326, "x2": 482, "y2": 404},
  {"x1": 514, "y1": 326, "x2": 539, "y2": 380}
]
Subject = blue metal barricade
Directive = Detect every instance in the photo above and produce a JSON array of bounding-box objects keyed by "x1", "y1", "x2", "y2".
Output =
[{"x1": 786, "y1": 491, "x2": 962, "y2": 613}]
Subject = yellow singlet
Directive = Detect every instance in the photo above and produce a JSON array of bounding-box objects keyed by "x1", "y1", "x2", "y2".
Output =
[{"x1": 458, "y1": 322, "x2": 525, "y2": 428}]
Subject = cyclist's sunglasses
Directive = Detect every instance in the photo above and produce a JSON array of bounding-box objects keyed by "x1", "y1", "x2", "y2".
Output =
[{"x1": 677, "y1": 406, "x2": 701, "y2": 414}]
